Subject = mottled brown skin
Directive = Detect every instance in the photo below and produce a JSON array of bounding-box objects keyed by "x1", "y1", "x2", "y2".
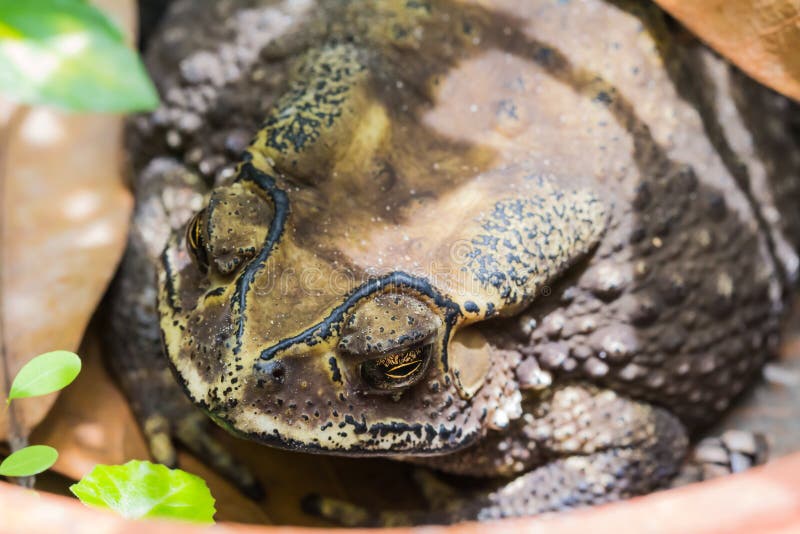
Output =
[{"x1": 107, "y1": 0, "x2": 800, "y2": 525}]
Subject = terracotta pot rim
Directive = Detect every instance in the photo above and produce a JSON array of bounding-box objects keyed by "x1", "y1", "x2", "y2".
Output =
[{"x1": 2, "y1": 452, "x2": 800, "y2": 533}]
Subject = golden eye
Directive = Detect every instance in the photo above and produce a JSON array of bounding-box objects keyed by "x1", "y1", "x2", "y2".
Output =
[
  {"x1": 186, "y1": 209, "x2": 209, "y2": 272},
  {"x1": 360, "y1": 345, "x2": 431, "y2": 391},
  {"x1": 385, "y1": 359, "x2": 423, "y2": 379}
]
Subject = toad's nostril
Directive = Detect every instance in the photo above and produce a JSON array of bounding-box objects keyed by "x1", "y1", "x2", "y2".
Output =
[
  {"x1": 271, "y1": 366, "x2": 285, "y2": 382},
  {"x1": 254, "y1": 360, "x2": 286, "y2": 388}
]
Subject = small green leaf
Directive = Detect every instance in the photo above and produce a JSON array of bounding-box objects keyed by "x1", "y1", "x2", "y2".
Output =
[
  {"x1": 70, "y1": 461, "x2": 216, "y2": 523},
  {"x1": 8, "y1": 350, "x2": 81, "y2": 401},
  {"x1": 0, "y1": 445, "x2": 58, "y2": 477},
  {"x1": 0, "y1": 0, "x2": 159, "y2": 112}
]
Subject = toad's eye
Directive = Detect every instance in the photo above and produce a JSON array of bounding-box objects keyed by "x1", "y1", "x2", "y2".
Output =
[
  {"x1": 186, "y1": 209, "x2": 209, "y2": 273},
  {"x1": 360, "y1": 344, "x2": 432, "y2": 391}
]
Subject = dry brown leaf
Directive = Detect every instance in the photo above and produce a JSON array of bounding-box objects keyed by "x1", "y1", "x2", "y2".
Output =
[
  {"x1": 0, "y1": 0, "x2": 134, "y2": 442},
  {"x1": 655, "y1": 0, "x2": 800, "y2": 101}
]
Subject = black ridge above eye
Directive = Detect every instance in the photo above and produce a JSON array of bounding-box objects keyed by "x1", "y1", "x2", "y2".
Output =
[
  {"x1": 360, "y1": 344, "x2": 432, "y2": 391},
  {"x1": 186, "y1": 209, "x2": 209, "y2": 272}
]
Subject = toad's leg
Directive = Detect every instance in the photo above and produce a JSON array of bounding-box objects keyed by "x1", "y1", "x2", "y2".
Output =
[
  {"x1": 103, "y1": 158, "x2": 262, "y2": 498},
  {"x1": 671, "y1": 430, "x2": 768, "y2": 487},
  {"x1": 304, "y1": 384, "x2": 688, "y2": 526}
]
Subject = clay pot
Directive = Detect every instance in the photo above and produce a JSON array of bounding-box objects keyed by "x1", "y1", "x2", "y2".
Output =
[{"x1": 2, "y1": 452, "x2": 800, "y2": 534}]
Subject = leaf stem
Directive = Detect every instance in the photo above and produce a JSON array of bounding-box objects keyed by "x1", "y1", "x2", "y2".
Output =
[{"x1": 0, "y1": 104, "x2": 32, "y2": 488}]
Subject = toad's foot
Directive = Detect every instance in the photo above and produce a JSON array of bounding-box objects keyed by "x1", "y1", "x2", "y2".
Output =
[
  {"x1": 105, "y1": 317, "x2": 264, "y2": 499},
  {"x1": 140, "y1": 401, "x2": 264, "y2": 500},
  {"x1": 304, "y1": 385, "x2": 689, "y2": 526},
  {"x1": 301, "y1": 469, "x2": 463, "y2": 527},
  {"x1": 671, "y1": 430, "x2": 768, "y2": 487},
  {"x1": 301, "y1": 494, "x2": 433, "y2": 528},
  {"x1": 106, "y1": 268, "x2": 264, "y2": 500},
  {"x1": 303, "y1": 447, "x2": 686, "y2": 526}
]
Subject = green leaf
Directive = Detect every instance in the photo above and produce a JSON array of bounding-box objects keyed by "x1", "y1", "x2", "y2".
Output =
[
  {"x1": 0, "y1": 445, "x2": 58, "y2": 477},
  {"x1": 0, "y1": 0, "x2": 159, "y2": 112},
  {"x1": 70, "y1": 461, "x2": 216, "y2": 523},
  {"x1": 8, "y1": 350, "x2": 81, "y2": 402}
]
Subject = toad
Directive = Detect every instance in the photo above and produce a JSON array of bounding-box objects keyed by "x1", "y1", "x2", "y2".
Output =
[{"x1": 107, "y1": 0, "x2": 800, "y2": 525}]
